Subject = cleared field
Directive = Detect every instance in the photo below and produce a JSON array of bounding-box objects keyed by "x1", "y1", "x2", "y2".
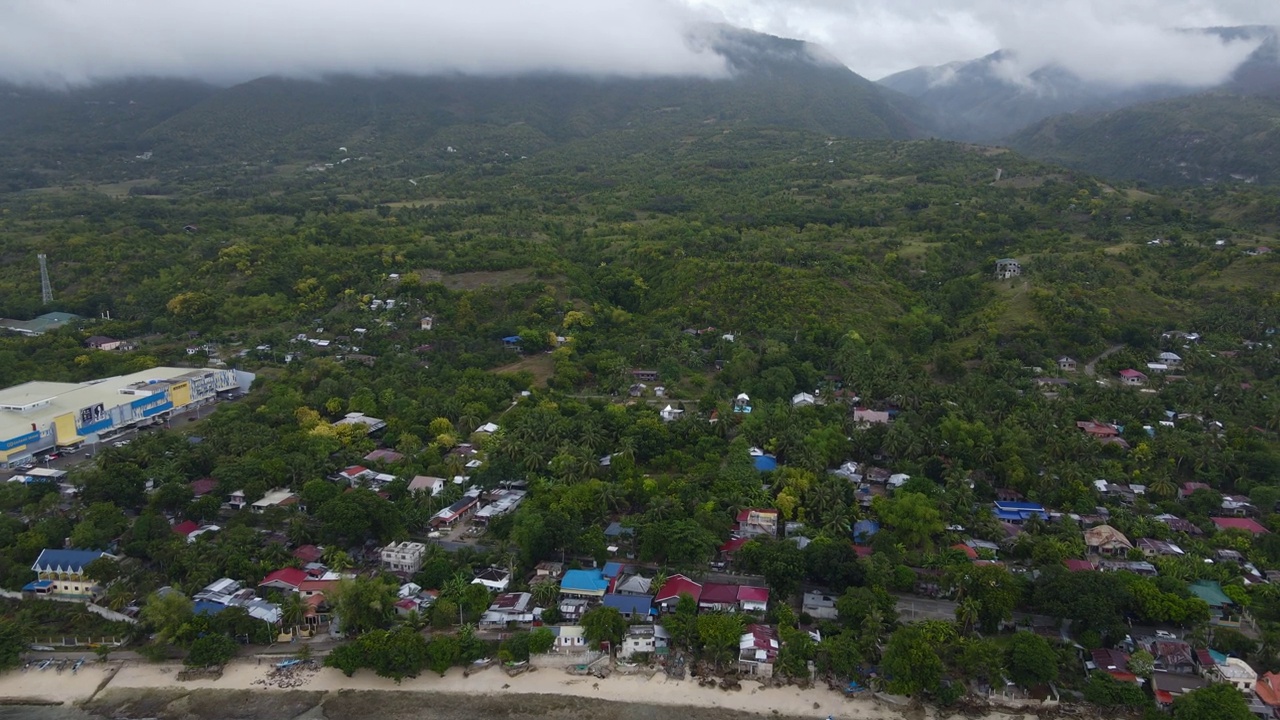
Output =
[
  {"x1": 492, "y1": 353, "x2": 556, "y2": 387},
  {"x1": 419, "y1": 268, "x2": 537, "y2": 290}
]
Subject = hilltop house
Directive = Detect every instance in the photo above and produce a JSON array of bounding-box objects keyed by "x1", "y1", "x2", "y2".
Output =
[
  {"x1": 1118, "y1": 369, "x2": 1147, "y2": 386},
  {"x1": 380, "y1": 541, "x2": 427, "y2": 575},
  {"x1": 735, "y1": 508, "x2": 779, "y2": 539},
  {"x1": 1084, "y1": 525, "x2": 1133, "y2": 557},
  {"x1": 995, "y1": 258, "x2": 1022, "y2": 279},
  {"x1": 1057, "y1": 356, "x2": 1077, "y2": 372}
]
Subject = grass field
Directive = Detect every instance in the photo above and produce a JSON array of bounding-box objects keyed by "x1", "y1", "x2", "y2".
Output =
[
  {"x1": 492, "y1": 353, "x2": 556, "y2": 387},
  {"x1": 419, "y1": 268, "x2": 537, "y2": 290}
]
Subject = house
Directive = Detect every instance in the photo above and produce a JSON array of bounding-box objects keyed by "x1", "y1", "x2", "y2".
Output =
[
  {"x1": 1097, "y1": 559, "x2": 1157, "y2": 576},
  {"x1": 614, "y1": 574, "x2": 653, "y2": 596},
  {"x1": 1151, "y1": 671, "x2": 1209, "y2": 703},
  {"x1": 1210, "y1": 657, "x2": 1257, "y2": 692},
  {"x1": 1254, "y1": 672, "x2": 1280, "y2": 716},
  {"x1": 719, "y1": 536, "x2": 750, "y2": 559},
  {"x1": 432, "y1": 494, "x2": 480, "y2": 527},
  {"x1": 1057, "y1": 356, "x2": 1077, "y2": 372},
  {"x1": 802, "y1": 591, "x2": 839, "y2": 621},
  {"x1": 420, "y1": 316, "x2": 434, "y2": 330},
  {"x1": 502, "y1": 336, "x2": 522, "y2": 350},
  {"x1": 172, "y1": 519, "x2": 200, "y2": 538},
  {"x1": 1154, "y1": 514, "x2": 1203, "y2": 536},
  {"x1": 1084, "y1": 525, "x2": 1133, "y2": 557},
  {"x1": 1118, "y1": 369, "x2": 1147, "y2": 386},
  {"x1": 851, "y1": 407, "x2": 891, "y2": 426},
  {"x1": 654, "y1": 574, "x2": 702, "y2": 612},
  {"x1": 791, "y1": 392, "x2": 816, "y2": 407},
  {"x1": 1151, "y1": 639, "x2": 1196, "y2": 675},
  {"x1": 293, "y1": 545, "x2": 325, "y2": 564},
  {"x1": 993, "y1": 501, "x2": 1049, "y2": 524},
  {"x1": 699, "y1": 583, "x2": 741, "y2": 613},
  {"x1": 1090, "y1": 648, "x2": 1131, "y2": 679},
  {"x1": 1179, "y1": 482, "x2": 1211, "y2": 499},
  {"x1": 550, "y1": 625, "x2": 589, "y2": 653},
  {"x1": 1221, "y1": 495, "x2": 1257, "y2": 517},
  {"x1": 1157, "y1": 352, "x2": 1183, "y2": 366},
  {"x1": 473, "y1": 489, "x2": 527, "y2": 525},
  {"x1": 471, "y1": 568, "x2": 511, "y2": 593},
  {"x1": 1137, "y1": 538, "x2": 1185, "y2": 558},
  {"x1": 560, "y1": 569, "x2": 609, "y2": 599},
  {"x1": 1212, "y1": 517, "x2": 1269, "y2": 535},
  {"x1": 631, "y1": 369, "x2": 659, "y2": 382},
  {"x1": 1077, "y1": 420, "x2": 1121, "y2": 439},
  {"x1": 227, "y1": 489, "x2": 248, "y2": 510},
  {"x1": 739, "y1": 624, "x2": 780, "y2": 677},
  {"x1": 1188, "y1": 579, "x2": 1240, "y2": 626},
  {"x1": 731, "y1": 393, "x2": 752, "y2": 414},
  {"x1": 660, "y1": 405, "x2": 683, "y2": 422},
  {"x1": 737, "y1": 586, "x2": 769, "y2": 613},
  {"x1": 1063, "y1": 559, "x2": 1095, "y2": 572},
  {"x1": 333, "y1": 412, "x2": 387, "y2": 434},
  {"x1": 189, "y1": 477, "x2": 217, "y2": 497},
  {"x1": 408, "y1": 475, "x2": 446, "y2": 496},
  {"x1": 853, "y1": 519, "x2": 880, "y2": 543},
  {"x1": 479, "y1": 592, "x2": 534, "y2": 627},
  {"x1": 475, "y1": 422, "x2": 500, "y2": 435},
  {"x1": 25, "y1": 549, "x2": 114, "y2": 600},
  {"x1": 380, "y1": 541, "x2": 427, "y2": 574},
  {"x1": 251, "y1": 489, "x2": 298, "y2": 513},
  {"x1": 603, "y1": 593, "x2": 653, "y2": 620},
  {"x1": 258, "y1": 567, "x2": 307, "y2": 593},
  {"x1": 364, "y1": 448, "x2": 405, "y2": 464},
  {"x1": 619, "y1": 624, "x2": 669, "y2": 660},
  {"x1": 85, "y1": 336, "x2": 124, "y2": 351},
  {"x1": 735, "y1": 508, "x2": 779, "y2": 539},
  {"x1": 995, "y1": 258, "x2": 1022, "y2": 279}
]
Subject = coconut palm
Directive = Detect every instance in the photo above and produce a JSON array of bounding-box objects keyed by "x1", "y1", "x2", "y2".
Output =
[
  {"x1": 281, "y1": 592, "x2": 308, "y2": 633},
  {"x1": 324, "y1": 548, "x2": 353, "y2": 572},
  {"x1": 532, "y1": 581, "x2": 561, "y2": 608},
  {"x1": 956, "y1": 597, "x2": 982, "y2": 636}
]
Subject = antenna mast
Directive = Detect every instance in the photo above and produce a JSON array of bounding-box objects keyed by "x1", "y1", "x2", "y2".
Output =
[{"x1": 38, "y1": 254, "x2": 53, "y2": 305}]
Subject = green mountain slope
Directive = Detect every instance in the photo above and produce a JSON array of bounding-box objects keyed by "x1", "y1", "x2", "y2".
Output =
[
  {"x1": 0, "y1": 28, "x2": 925, "y2": 191},
  {"x1": 1007, "y1": 93, "x2": 1280, "y2": 185}
]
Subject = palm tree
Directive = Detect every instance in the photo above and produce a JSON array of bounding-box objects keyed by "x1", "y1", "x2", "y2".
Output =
[
  {"x1": 442, "y1": 571, "x2": 470, "y2": 601},
  {"x1": 956, "y1": 598, "x2": 981, "y2": 636},
  {"x1": 324, "y1": 548, "x2": 353, "y2": 572},
  {"x1": 651, "y1": 571, "x2": 669, "y2": 596},
  {"x1": 400, "y1": 609, "x2": 427, "y2": 631},
  {"x1": 532, "y1": 581, "x2": 561, "y2": 608},
  {"x1": 281, "y1": 593, "x2": 308, "y2": 634}
]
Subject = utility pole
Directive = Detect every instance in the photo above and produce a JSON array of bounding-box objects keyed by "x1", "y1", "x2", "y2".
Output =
[{"x1": 38, "y1": 254, "x2": 53, "y2": 305}]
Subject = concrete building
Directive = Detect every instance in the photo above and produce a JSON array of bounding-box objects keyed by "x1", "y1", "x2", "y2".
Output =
[
  {"x1": 25, "y1": 549, "x2": 115, "y2": 600},
  {"x1": 995, "y1": 258, "x2": 1022, "y2": 279},
  {"x1": 380, "y1": 541, "x2": 427, "y2": 574},
  {"x1": 0, "y1": 367, "x2": 253, "y2": 468}
]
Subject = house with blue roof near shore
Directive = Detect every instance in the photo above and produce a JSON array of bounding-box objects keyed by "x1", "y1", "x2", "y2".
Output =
[
  {"x1": 26, "y1": 549, "x2": 115, "y2": 600},
  {"x1": 602, "y1": 593, "x2": 654, "y2": 619},
  {"x1": 560, "y1": 569, "x2": 610, "y2": 599}
]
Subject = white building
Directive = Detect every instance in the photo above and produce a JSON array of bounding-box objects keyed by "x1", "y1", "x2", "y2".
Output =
[
  {"x1": 791, "y1": 392, "x2": 816, "y2": 407},
  {"x1": 660, "y1": 405, "x2": 683, "y2": 422},
  {"x1": 619, "y1": 625, "x2": 670, "y2": 660},
  {"x1": 381, "y1": 541, "x2": 427, "y2": 574}
]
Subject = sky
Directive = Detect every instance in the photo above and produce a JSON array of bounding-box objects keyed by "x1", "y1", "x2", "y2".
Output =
[{"x1": 0, "y1": 0, "x2": 1277, "y2": 88}]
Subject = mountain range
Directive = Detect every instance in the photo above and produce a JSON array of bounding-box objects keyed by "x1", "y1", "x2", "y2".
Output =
[{"x1": 1, "y1": 24, "x2": 1279, "y2": 189}]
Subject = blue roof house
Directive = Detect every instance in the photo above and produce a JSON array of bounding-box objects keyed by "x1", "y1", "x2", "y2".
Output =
[
  {"x1": 603, "y1": 593, "x2": 654, "y2": 619},
  {"x1": 853, "y1": 519, "x2": 880, "y2": 543},
  {"x1": 28, "y1": 549, "x2": 114, "y2": 600},
  {"x1": 993, "y1": 501, "x2": 1048, "y2": 524},
  {"x1": 560, "y1": 569, "x2": 610, "y2": 598}
]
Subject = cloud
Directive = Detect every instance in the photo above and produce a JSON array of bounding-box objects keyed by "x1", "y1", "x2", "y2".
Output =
[
  {"x1": 1, "y1": 0, "x2": 1277, "y2": 89},
  {"x1": 0, "y1": 0, "x2": 729, "y2": 87},
  {"x1": 689, "y1": 0, "x2": 1280, "y2": 86}
]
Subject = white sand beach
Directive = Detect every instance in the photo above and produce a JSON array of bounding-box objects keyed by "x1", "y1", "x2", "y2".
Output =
[{"x1": 0, "y1": 658, "x2": 1031, "y2": 720}]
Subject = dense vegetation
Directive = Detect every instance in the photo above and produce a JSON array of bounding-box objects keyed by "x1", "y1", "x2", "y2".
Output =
[{"x1": 0, "y1": 76, "x2": 1278, "y2": 711}]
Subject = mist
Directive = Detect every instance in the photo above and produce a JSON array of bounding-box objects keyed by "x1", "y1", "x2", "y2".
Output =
[
  {"x1": 2, "y1": 0, "x2": 1278, "y2": 89},
  {"x1": 0, "y1": 0, "x2": 729, "y2": 87}
]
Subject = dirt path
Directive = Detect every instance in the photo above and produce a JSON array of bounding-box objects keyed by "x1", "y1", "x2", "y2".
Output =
[{"x1": 1084, "y1": 344, "x2": 1125, "y2": 377}]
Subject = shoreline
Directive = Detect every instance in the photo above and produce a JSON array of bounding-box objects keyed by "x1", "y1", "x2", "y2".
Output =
[{"x1": 0, "y1": 658, "x2": 1041, "y2": 720}]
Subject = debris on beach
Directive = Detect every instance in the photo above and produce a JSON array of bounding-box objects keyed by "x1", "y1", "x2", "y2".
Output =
[{"x1": 252, "y1": 659, "x2": 319, "y2": 689}]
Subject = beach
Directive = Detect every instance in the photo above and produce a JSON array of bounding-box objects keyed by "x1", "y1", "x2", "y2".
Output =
[{"x1": 0, "y1": 658, "x2": 1033, "y2": 720}]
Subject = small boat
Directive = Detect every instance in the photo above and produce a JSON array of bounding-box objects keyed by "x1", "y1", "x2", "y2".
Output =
[
  {"x1": 73, "y1": 657, "x2": 85, "y2": 673},
  {"x1": 37, "y1": 659, "x2": 53, "y2": 671},
  {"x1": 275, "y1": 659, "x2": 303, "y2": 670}
]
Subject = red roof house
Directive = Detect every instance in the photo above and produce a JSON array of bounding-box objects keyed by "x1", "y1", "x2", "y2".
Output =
[
  {"x1": 171, "y1": 520, "x2": 200, "y2": 537},
  {"x1": 293, "y1": 544, "x2": 325, "y2": 563},
  {"x1": 259, "y1": 567, "x2": 307, "y2": 591},
  {"x1": 654, "y1": 574, "x2": 702, "y2": 610},
  {"x1": 1118, "y1": 369, "x2": 1147, "y2": 385},
  {"x1": 853, "y1": 545, "x2": 873, "y2": 558},
  {"x1": 737, "y1": 586, "x2": 769, "y2": 612},
  {"x1": 189, "y1": 478, "x2": 217, "y2": 497},
  {"x1": 1179, "y1": 482, "x2": 1211, "y2": 499},
  {"x1": 1064, "y1": 559, "x2": 1096, "y2": 572},
  {"x1": 951, "y1": 543, "x2": 978, "y2": 560},
  {"x1": 1212, "y1": 517, "x2": 1269, "y2": 535},
  {"x1": 699, "y1": 583, "x2": 742, "y2": 611},
  {"x1": 719, "y1": 537, "x2": 750, "y2": 557}
]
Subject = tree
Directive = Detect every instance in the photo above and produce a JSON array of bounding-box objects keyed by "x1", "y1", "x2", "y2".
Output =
[
  {"x1": 330, "y1": 577, "x2": 397, "y2": 635},
  {"x1": 141, "y1": 590, "x2": 194, "y2": 646},
  {"x1": 697, "y1": 612, "x2": 746, "y2": 670},
  {"x1": 872, "y1": 491, "x2": 945, "y2": 552},
  {"x1": 1127, "y1": 648, "x2": 1155, "y2": 677},
  {"x1": 528, "y1": 627, "x2": 555, "y2": 655},
  {"x1": 1171, "y1": 683, "x2": 1254, "y2": 720},
  {"x1": 1006, "y1": 631, "x2": 1058, "y2": 687},
  {"x1": 882, "y1": 625, "x2": 943, "y2": 696},
  {"x1": 953, "y1": 563, "x2": 1022, "y2": 633},
  {"x1": 1084, "y1": 673, "x2": 1150, "y2": 710},
  {"x1": 0, "y1": 619, "x2": 24, "y2": 671},
  {"x1": 184, "y1": 633, "x2": 238, "y2": 667},
  {"x1": 581, "y1": 606, "x2": 628, "y2": 650},
  {"x1": 734, "y1": 538, "x2": 804, "y2": 600}
]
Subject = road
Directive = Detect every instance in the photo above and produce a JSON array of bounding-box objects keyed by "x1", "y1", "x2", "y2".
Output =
[
  {"x1": 892, "y1": 593, "x2": 1060, "y2": 628},
  {"x1": 1084, "y1": 344, "x2": 1126, "y2": 377}
]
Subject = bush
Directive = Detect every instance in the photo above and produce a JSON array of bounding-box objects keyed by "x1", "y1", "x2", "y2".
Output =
[{"x1": 184, "y1": 634, "x2": 238, "y2": 667}]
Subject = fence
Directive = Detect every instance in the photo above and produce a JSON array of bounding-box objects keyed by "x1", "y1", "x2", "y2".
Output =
[
  {"x1": 29, "y1": 636, "x2": 126, "y2": 649},
  {"x1": 0, "y1": 588, "x2": 137, "y2": 624}
]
